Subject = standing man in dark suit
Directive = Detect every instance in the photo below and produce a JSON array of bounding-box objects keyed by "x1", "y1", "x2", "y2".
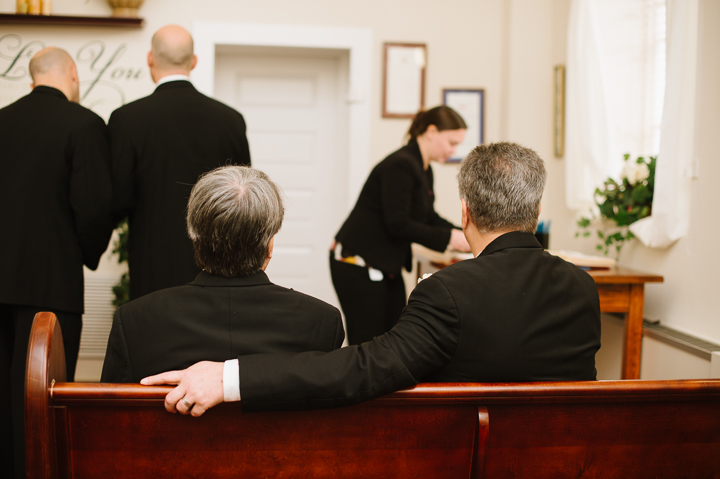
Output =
[
  {"x1": 143, "y1": 142, "x2": 602, "y2": 417},
  {"x1": 0, "y1": 47, "x2": 114, "y2": 479},
  {"x1": 109, "y1": 24, "x2": 251, "y2": 300},
  {"x1": 101, "y1": 166, "x2": 343, "y2": 386}
]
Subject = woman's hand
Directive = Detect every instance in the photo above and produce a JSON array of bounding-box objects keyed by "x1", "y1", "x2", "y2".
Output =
[{"x1": 449, "y1": 229, "x2": 471, "y2": 252}]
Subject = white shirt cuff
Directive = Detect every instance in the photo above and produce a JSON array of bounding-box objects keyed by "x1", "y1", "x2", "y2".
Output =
[{"x1": 223, "y1": 359, "x2": 241, "y2": 402}]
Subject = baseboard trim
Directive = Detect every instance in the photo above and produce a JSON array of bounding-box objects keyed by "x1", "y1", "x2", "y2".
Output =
[{"x1": 603, "y1": 313, "x2": 720, "y2": 360}]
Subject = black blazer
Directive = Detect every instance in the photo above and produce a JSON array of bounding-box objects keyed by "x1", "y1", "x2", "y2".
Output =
[
  {"x1": 336, "y1": 139, "x2": 455, "y2": 274},
  {"x1": 108, "y1": 80, "x2": 251, "y2": 299},
  {"x1": 0, "y1": 86, "x2": 114, "y2": 314},
  {"x1": 237, "y1": 232, "x2": 602, "y2": 412},
  {"x1": 101, "y1": 271, "x2": 344, "y2": 382}
]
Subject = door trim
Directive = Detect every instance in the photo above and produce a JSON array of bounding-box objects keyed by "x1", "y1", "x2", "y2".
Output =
[{"x1": 193, "y1": 21, "x2": 373, "y2": 207}]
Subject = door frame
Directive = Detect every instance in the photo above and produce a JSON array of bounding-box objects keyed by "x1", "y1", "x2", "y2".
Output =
[{"x1": 193, "y1": 21, "x2": 373, "y2": 206}]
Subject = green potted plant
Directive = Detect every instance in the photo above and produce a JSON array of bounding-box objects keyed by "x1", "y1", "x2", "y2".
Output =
[
  {"x1": 111, "y1": 218, "x2": 130, "y2": 307},
  {"x1": 576, "y1": 154, "x2": 656, "y2": 257}
]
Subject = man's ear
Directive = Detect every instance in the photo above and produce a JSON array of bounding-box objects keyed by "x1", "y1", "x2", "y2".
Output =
[
  {"x1": 70, "y1": 63, "x2": 79, "y2": 83},
  {"x1": 190, "y1": 54, "x2": 198, "y2": 71},
  {"x1": 68, "y1": 63, "x2": 80, "y2": 103},
  {"x1": 266, "y1": 236, "x2": 274, "y2": 260},
  {"x1": 147, "y1": 50, "x2": 154, "y2": 68},
  {"x1": 261, "y1": 236, "x2": 274, "y2": 271},
  {"x1": 461, "y1": 198, "x2": 470, "y2": 231}
]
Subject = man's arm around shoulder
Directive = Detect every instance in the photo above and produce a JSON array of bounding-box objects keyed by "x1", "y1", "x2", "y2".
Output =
[{"x1": 142, "y1": 274, "x2": 460, "y2": 416}]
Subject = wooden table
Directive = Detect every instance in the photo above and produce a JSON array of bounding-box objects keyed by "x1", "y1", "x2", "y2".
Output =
[
  {"x1": 587, "y1": 266, "x2": 663, "y2": 379},
  {"x1": 413, "y1": 246, "x2": 664, "y2": 380}
]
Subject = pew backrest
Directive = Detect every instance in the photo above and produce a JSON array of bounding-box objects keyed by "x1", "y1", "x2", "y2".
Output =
[{"x1": 27, "y1": 312, "x2": 720, "y2": 478}]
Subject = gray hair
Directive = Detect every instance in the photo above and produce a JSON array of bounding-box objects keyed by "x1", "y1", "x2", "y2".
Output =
[
  {"x1": 187, "y1": 166, "x2": 285, "y2": 277},
  {"x1": 458, "y1": 142, "x2": 546, "y2": 234}
]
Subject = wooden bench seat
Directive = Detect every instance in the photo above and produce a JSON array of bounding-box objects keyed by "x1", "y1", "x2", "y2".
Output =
[{"x1": 26, "y1": 312, "x2": 720, "y2": 478}]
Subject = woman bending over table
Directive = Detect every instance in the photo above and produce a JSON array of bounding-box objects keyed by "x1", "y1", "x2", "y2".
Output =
[{"x1": 331, "y1": 106, "x2": 471, "y2": 345}]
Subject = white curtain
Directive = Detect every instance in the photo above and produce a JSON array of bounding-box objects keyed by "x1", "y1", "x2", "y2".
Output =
[
  {"x1": 630, "y1": 0, "x2": 699, "y2": 248},
  {"x1": 566, "y1": 0, "x2": 686, "y2": 239},
  {"x1": 565, "y1": 0, "x2": 623, "y2": 210}
]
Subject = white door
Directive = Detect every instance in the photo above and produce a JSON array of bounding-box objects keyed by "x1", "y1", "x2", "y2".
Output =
[{"x1": 214, "y1": 46, "x2": 348, "y2": 307}]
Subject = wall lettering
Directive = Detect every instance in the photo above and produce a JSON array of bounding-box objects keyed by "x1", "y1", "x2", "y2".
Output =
[
  {"x1": 0, "y1": 35, "x2": 145, "y2": 115},
  {"x1": 0, "y1": 34, "x2": 45, "y2": 80}
]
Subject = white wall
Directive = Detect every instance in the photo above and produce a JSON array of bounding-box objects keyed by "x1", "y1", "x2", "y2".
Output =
[
  {"x1": 0, "y1": 0, "x2": 506, "y2": 268},
  {"x1": 2, "y1": 0, "x2": 718, "y2": 378},
  {"x1": 499, "y1": 0, "x2": 720, "y2": 378},
  {"x1": 432, "y1": 0, "x2": 720, "y2": 378},
  {"x1": 621, "y1": 0, "x2": 720, "y2": 346},
  {"x1": 596, "y1": 315, "x2": 715, "y2": 380},
  {"x1": 538, "y1": 0, "x2": 720, "y2": 352}
]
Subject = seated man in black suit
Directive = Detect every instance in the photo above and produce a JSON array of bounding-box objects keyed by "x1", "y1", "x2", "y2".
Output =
[
  {"x1": 101, "y1": 166, "x2": 344, "y2": 386},
  {"x1": 142, "y1": 142, "x2": 601, "y2": 416}
]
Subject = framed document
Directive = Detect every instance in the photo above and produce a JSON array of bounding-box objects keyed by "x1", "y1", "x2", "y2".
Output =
[
  {"x1": 443, "y1": 88, "x2": 484, "y2": 162},
  {"x1": 554, "y1": 65, "x2": 566, "y2": 158},
  {"x1": 383, "y1": 43, "x2": 426, "y2": 118}
]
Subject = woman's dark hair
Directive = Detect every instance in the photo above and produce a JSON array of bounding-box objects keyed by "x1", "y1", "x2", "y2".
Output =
[{"x1": 407, "y1": 105, "x2": 467, "y2": 139}]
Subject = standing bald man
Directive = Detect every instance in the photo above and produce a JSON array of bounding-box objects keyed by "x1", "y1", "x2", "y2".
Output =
[
  {"x1": 0, "y1": 47, "x2": 114, "y2": 479},
  {"x1": 109, "y1": 25, "x2": 251, "y2": 300}
]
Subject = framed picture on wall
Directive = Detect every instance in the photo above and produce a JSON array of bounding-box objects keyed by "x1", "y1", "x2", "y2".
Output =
[
  {"x1": 383, "y1": 43, "x2": 426, "y2": 118},
  {"x1": 443, "y1": 88, "x2": 484, "y2": 162}
]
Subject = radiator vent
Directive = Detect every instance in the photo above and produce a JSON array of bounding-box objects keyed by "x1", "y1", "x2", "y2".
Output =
[{"x1": 79, "y1": 275, "x2": 118, "y2": 359}]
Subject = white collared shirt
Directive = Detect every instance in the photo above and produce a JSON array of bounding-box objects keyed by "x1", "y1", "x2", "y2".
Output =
[
  {"x1": 156, "y1": 74, "x2": 192, "y2": 88},
  {"x1": 223, "y1": 359, "x2": 241, "y2": 401}
]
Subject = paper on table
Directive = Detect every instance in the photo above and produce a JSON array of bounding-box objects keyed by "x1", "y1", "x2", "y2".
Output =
[
  {"x1": 547, "y1": 250, "x2": 616, "y2": 268},
  {"x1": 412, "y1": 244, "x2": 473, "y2": 265}
]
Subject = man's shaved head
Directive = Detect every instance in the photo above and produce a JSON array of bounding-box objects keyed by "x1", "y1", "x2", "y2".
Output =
[
  {"x1": 151, "y1": 25, "x2": 195, "y2": 71},
  {"x1": 29, "y1": 47, "x2": 75, "y2": 82},
  {"x1": 29, "y1": 47, "x2": 80, "y2": 102}
]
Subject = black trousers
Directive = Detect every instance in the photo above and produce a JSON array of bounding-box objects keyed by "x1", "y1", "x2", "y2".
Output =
[
  {"x1": 0, "y1": 305, "x2": 81, "y2": 479},
  {"x1": 329, "y1": 253, "x2": 406, "y2": 345}
]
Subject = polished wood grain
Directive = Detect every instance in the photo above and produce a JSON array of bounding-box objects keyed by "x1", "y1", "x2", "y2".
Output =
[
  {"x1": 586, "y1": 265, "x2": 664, "y2": 284},
  {"x1": 27, "y1": 313, "x2": 720, "y2": 478},
  {"x1": 25, "y1": 311, "x2": 66, "y2": 479},
  {"x1": 0, "y1": 13, "x2": 143, "y2": 27},
  {"x1": 51, "y1": 379, "x2": 720, "y2": 403},
  {"x1": 472, "y1": 407, "x2": 489, "y2": 479},
  {"x1": 587, "y1": 266, "x2": 663, "y2": 379}
]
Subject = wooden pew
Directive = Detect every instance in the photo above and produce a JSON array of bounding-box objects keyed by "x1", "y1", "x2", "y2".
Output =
[{"x1": 27, "y1": 312, "x2": 720, "y2": 478}]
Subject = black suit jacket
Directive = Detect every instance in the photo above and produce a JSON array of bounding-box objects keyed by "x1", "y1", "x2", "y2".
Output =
[
  {"x1": 237, "y1": 232, "x2": 601, "y2": 411},
  {"x1": 108, "y1": 80, "x2": 251, "y2": 299},
  {"x1": 336, "y1": 139, "x2": 455, "y2": 274},
  {"x1": 0, "y1": 86, "x2": 114, "y2": 313},
  {"x1": 101, "y1": 271, "x2": 344, "y2": 382}
]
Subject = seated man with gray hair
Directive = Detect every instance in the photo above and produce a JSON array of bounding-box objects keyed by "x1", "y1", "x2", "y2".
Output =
[
  {"x1": 101, "y1": 166, "x2": 344, "y2": 388},
  {"x1": 144, "y1": 142, "x2": 602, "y2": 417}
]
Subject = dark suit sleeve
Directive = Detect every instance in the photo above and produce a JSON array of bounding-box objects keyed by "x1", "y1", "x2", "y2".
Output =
[
  {"x1": 238, "y1": 275, "x2": 460, "y2": 411},
  {"x1": 379, "y1": 161, "x2": 452, "y2": 252},
  {"x1": 100, "y1": 308, "x2": 133, "y2": 382},
  {"x1": 107, "y1": 109, "x2": 136, "y2": 224},
  {"x1": 69, "y1": 114, "x2": 114, "y2": 270},
  {"x1": 332, "y1": 311, "x2": 345, "y2": 350}
]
